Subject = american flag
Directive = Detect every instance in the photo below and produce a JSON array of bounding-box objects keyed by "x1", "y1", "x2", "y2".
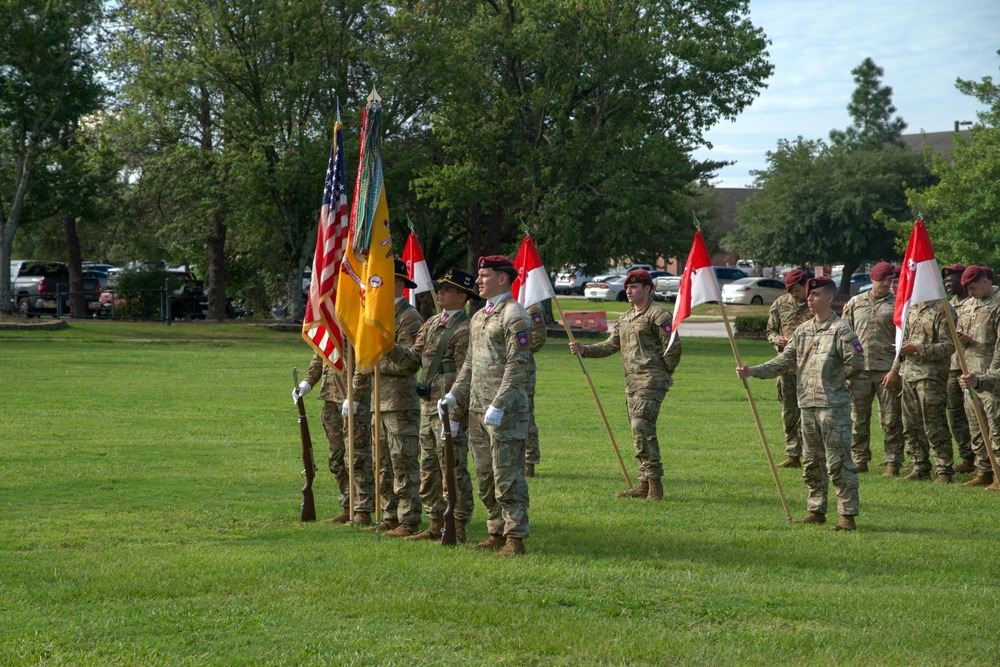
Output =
[{"x1": 302, "y1": 121, "x2": 350, "y2": 369}]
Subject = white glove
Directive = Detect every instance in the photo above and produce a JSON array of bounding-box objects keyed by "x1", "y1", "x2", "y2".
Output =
[
  {"x1": 484, "y1": 405, "x2": 504, "y2": 426},
  {"x1": 440, "y1": 420, "x2": 461, "y2": 439},
  {"x1": 437, "y1": 393, "x2": 456, "y2": 419},
  {"x1": 292, "y1": 381, "x2": 311, "y2": 404},
  {"x1": 341, "y1": 399, "x2": 359, "y2": 417}
]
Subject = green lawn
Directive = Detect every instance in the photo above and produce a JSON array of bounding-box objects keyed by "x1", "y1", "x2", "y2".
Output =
[{"x1": 2, "y1": 321, "x2": 998, "y2": 666}]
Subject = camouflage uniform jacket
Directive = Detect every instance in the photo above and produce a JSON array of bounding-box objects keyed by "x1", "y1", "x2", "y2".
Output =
[
  {"x1": 579, "y1": 301, "x2": 681, "y2": 393},
  {"x1": 356, "y1": 298, "x2": 424, "y2": 412},
  {"x1": 974, "y1": 369, "x2": 1000, "y2": 393},
  {"x1": 841, "y1": 290, "x2": 897, "y2": 371},
  {"x1": 451, "y1": 292, "x2": 532, "y2": 420},
  {"x1": 304, "y1": 352, "x2": 370, "y2": 406},
  {"x1": 890, "y1": 300, "x2": 955, "y2": 383},
  {"x1": 752, "y1": 313, "x2": 865, "y2": 409},
  {"x1": 390, "y1": 308, "x2": 471, "y2": 413},
  {"x1": 956, "y1": 288, "x2": 1000, "y2": 375},
  {"x1": 766, "y1": 292, "x2": 809, "y2": 375},
  {"x1": 527, "y1": 303, "x2": 547, "y2": 363},
  {"x1": 950, "y1": 294, "x2": 971, "y2": 371}
]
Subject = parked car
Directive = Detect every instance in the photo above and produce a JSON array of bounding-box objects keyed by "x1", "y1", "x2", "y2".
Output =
[
  {"x1": 721, "y1": 277, "x2": 788, "y2": 306},
  {"x1": 654, "y1": 266, "x2": 750, "y2": 301},
  {"x1": 99, "y1": 269, "x2": 209, "y2": 319},
  {"x1": 585, "y1": 275, "x2": 628, "y2": 301},
  {"x1": 12, "y1": 260, "x2": 102, "y2": 315},
  {"x1": 555, "y1": 268, "x2": 592, "y2": 295},
  {"x1": 847, "y1": 273, "x2": 871, "y2": 295}
]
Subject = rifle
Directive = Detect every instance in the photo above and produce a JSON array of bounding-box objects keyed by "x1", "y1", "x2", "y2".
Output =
[
  {"x1": 293, "y1": 368, "x2": 317, "y2": 522},
  {"x1": 439, "y1": 393, "x2": 458, "y2": 546}
]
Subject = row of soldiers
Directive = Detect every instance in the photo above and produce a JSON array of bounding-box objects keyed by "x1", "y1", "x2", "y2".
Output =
[{"x1": 760, "y1": 262, "x2": 1000, "y2": 528}]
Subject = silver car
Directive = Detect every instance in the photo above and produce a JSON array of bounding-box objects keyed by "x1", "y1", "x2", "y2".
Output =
[{"x1": 721, "y1": 277, "x2": 787, "y2": 306}]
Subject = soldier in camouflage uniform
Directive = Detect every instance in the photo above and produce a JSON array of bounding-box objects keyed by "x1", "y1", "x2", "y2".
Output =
[
  {"x1": 942, "y1": 264, "x2": 975, "y2": 473},
  {"x1": 294, "y1": 350, "x2": 376, "y2": 525},
  {"x1": 738, "y1": 276, "x2": 865, "y2": 531},
  {"x1": 841, "y1": 262, "x2": 903, "y2": 475},
  {"x1": 525, "y1": 303, "x2": 547, "y2": 477},
  {"x1": 357, "y1": 259, "x2": 425, "y2": 536},
  {"x1": 886, "y1": 296, "x2": 956, "y2": 482},
  {"x1": 389, "y1": 267, "x2": 478, "y2": 542},
  {"x1": 766, "y1": 269, "x2": 811, "y2": 468},
  {"x1": 569, "y1": 269, "x2": 681, "y2": 501},
  {"x1": 440, "y1": 255, "x2": 533, "y2": 556},
  {"x1": 953, "y1": 266, "x2": 1000, "y2": 488}
]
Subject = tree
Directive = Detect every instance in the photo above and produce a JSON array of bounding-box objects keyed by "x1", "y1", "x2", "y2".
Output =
[
  {"x1": 730, "y1": 138, "x2": 935, "y2": 291},
  {"x1": 829, "y1": 57, "x2": 907, "y2": 151},
  {"x1": 0, "y1": 0, "x2": 103, "y2": 313}
]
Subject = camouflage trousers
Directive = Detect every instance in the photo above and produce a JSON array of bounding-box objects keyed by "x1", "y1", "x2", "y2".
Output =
[
  {"x1": 417, "y1": 408, "x2": 475, "y2": 523},
  {"x1": 948, "y1": 369, "x2": 973, "y2": 460},
  {"x1": 849, "y1": 371, "x2": 903, "y2": 464},
  {"x1": 468, "y1": 409, "x2": 529, "y2": 539},
  {"x1": 800, "y1": 407, "x2": 859, "y2": 517},
  {"x1": 626, "y1": 388, "x2": 666, "y2": 481},
  {"x1": 320, "y1": 402, "x2": 375, "y2": 512},
  {"x1": 526, "y1": 388, "x2": 541, "y2": 465},
  {"x1": 374, "y1": 409, "x2": 422, "y2": 527},
  {"x1": 776, "y1": 374, "x2": 802, "y2": 458},
  {"x1": 902, "y1": 378, "x2": 953, "y2": 476},
  {"x1": 964, "y1": 390, "x2": 1000, "y2": 474}
]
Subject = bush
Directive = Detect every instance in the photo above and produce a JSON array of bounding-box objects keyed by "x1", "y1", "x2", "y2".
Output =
[
  {"x1": 112, "y1": 270, "x2": 172, "y2": 319},
  {"x1": 734, "y1": 314, "x2": 768, "y2": 333}
]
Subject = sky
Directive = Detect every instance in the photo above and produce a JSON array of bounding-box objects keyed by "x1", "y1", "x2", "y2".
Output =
[{"x1": 693, "y1": 0, "x2": 1000, "y2": 188}]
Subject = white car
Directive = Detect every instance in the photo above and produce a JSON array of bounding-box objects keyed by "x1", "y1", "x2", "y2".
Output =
[
  {"x1": 721, "y1": 277, "x2": 787, "y2": 306},
  {"x1": 554, "y1": 269, "x2": 591, "y2": 295},
  {"x1": 585, "y1": 275, "x2": 628, "y2": 301}
]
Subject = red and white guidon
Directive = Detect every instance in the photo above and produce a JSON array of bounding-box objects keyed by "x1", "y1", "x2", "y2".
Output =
[
  {"x1": 668, "y1": 230, "x2": 721, "y2": 351},
  {"x1": 893, "y1": 218, "x2": 946, "y2": 355}
]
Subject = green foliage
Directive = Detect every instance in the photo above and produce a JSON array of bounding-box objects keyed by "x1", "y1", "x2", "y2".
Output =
[
  {"x1": 734, "y1": 314, "x2": 768, "y2": 333},
  {"x1": 111, "y1": 269, "x2": 174, "y2": 319},
  {"x1": 829, "y1": 57, "x2": 907, "y2": 151}
]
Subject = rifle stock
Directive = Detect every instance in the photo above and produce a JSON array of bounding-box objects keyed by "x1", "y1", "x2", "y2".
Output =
[
  {"x1": 293, "y1": 368, "x2": 317, "y2": 522},
  {"x1": 439, "y1": 401, "x2": 458, "y2": 546}
]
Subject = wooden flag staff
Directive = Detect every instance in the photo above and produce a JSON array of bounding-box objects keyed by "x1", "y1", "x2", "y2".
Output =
[{"x1": 346, "y1": 342, "x2": 355, "y2": 526}]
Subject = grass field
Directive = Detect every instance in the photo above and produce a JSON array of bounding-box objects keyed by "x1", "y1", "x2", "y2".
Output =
[{"x1": 2, "y1": 321, "x2": 999, "y2": 666}]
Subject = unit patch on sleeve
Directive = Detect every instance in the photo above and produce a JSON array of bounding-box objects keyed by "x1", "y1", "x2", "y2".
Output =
[
  {"x1": 516, "y1": 331, "x2": 529, "y2": 347},
  {"x1": 661, "y1": 322, "x2": 672, "y2": 334},
  {"x1": 532, "y1": 312, "x2": 543, "y2": 324},
  {"x1": 852, "y1": 340, "x2": 863, "y2": 354}
]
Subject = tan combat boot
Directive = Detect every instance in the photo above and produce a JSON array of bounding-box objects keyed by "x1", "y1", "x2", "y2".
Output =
[
  {"x1": 791, "y1": 512, "x2": 826, "y2": 524},
  {"x1": 617, "y1": 481, "x2": 649, "y2": 498},
  {"x1": 903, "y1": 470, "x2": 931, "y2": 481},
  {"x1": 954, "y1": 457, "x2": 976, "y2": 474},
  {"x1": 877, "y1": 460, "x2": 890, "y2": 467},
  {"x1": 646, "y1": 478, "x2": 664, "y2": 501},
  {"x1": 405, "y1": 518, "x2": 444, "y2": 541},
  {"x1": 525, "y1": 463, "x2": 535, "y2": 478},
  {"x1": 351, "y1": 512, "x2": 373, "y2": 527},
  {"x1": 455, "y1": 520, "x2": 468, "y2": 544},
  {"x1": 383, "y1": 523, "x2": 418, "y2": 538},
  {"x1": 933, "y1": 474, "x2": 952, "y2": 484},
  {"x1": 497, "y1": 536, "x2": 525, "y2": 557},
  {"x1": 321, "y1": 509, "x2": 351, "y2": 524},
  {"x1": 778, "y1": 456, "x2": 801, "y2": 468},
  {"x1": 882, "y1": 463, "x2": 900, "y2": 478},
  {"x1": 855, "y1": 461, "x2": 869, "y2": 473},
  {"x1": 831, "y1": 515, "x2": 856, "y2": 531},
  {"x1": 959, "y1": 471, "x2": 994, "y2": 487},
  {"x1": 987, "y1": 479, "x2": 1000, "y2": 491},
  {"x1": 362, "y1": 517, "x2": 400, "y2": 532},
  {"x1": 473, "y1": 534, "x2": 505, "y2": 551}
]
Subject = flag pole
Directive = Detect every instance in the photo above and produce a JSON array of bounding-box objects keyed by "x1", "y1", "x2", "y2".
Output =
[
  {"x1": 718, "y1": 299, "x2": 792, "y2": 521},
  {"x1": 373, "y1": 365, "x2": 382, "y2": 541},
  {"x1": 551, "y1": 294, "x2": 633, "y2": 490},
  {"x1": 940, "y1": 300, "x2": 1000, "y2": 483},
  {"x1": 346, "y1": 341, "x2": 355, "y2": 526}
]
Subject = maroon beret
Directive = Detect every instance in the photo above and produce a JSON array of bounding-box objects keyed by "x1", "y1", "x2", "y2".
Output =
[
  {"x1": 624, "y1": 269, "x2": 653, "y2": 286},
  {"x1": 478, "y1": 254, "x2": 514, "y2": 270},
  {"x1": 806, "y1": 276, "x2": 835, "y2": 295},
  {"x1": 941, "y1": 263, "x2": 966, "y2": 277},
  {"x1": 961, "y1": 265, "x2": 987, "y2": 287},
  {"x1": 784, "y1": 269, "x2": 807, "y2": 290},
  {"x1": 871, "y1": 262, "x2": 895, "y2": 281}
]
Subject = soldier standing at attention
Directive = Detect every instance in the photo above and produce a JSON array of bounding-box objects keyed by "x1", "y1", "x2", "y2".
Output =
[
  {"x1": 568, "y1": 269, "x2": 681, "y2": 501},
  {"x1": 738, "y1": 277, "x2": 865, "y2": 531},
  {"x1": 841, "y1": 262, "x2": 903, "y2": 475},
  {"x1": 941, "y1": 263, "x2": 975, "y2": 473},
  {"x1": 294, "y1": 351, "x2": 376, "y2": 525},
  {"x1": 954, "y1": 266, "x2": 1000, "y2": 488},
  {"x1": 524, "y1": 303, "x2": 547, "y2": 477},
  {"x1": 439, "y1": 255, "x2": 533, "y2": 556},
  {"x1": 884, "y1": 290, "x2": 956, "y2": 483},
  {"x1": 765, "y1": 269, "x2": 811, "y2": 468},
  {"x1": 389, "y1": 268, "x2": 478, "y2": 542},
  {"x1": 357, "y1": 259, "x2": 425, "y2": 536}
]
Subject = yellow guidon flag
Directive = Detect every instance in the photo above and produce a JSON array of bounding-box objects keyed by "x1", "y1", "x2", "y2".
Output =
[{"x1": 335, "y1": 91, "x2": 395, "y2": 372}]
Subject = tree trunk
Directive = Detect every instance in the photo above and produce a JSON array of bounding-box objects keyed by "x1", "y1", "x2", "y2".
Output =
[
  {"x1": 839, "y1": 259, "x2": 860, "y2": 295},
  {"x1": 62, "y1": 214, "x2": 87, "y2": 317},
  {"x1": 205, "y1": 208, "x2": 227, "y2": 319}
]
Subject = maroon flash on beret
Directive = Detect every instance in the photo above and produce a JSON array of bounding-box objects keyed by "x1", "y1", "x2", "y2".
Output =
[
  {"x1": 961, "y1": 265, "x2": 986, "y2": 287},
  {"x1": 784, "y1": 269, "x2": 807, "y2": 290},
  {"x1": 478, "y1": 254, "x2": 514, "y2": 269},
  {"x1": 941, "y1": 263, "x2": 967, "y2": 278},
  {"x1": 806, "y1": 276, "x2": 835, "y2": 295},
  {"x1": 870, "y1": 262, "x2": 895, "y2": 282},
  {"x1": 624, "y1": 269, "x2": 653, "y2": 286}
]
